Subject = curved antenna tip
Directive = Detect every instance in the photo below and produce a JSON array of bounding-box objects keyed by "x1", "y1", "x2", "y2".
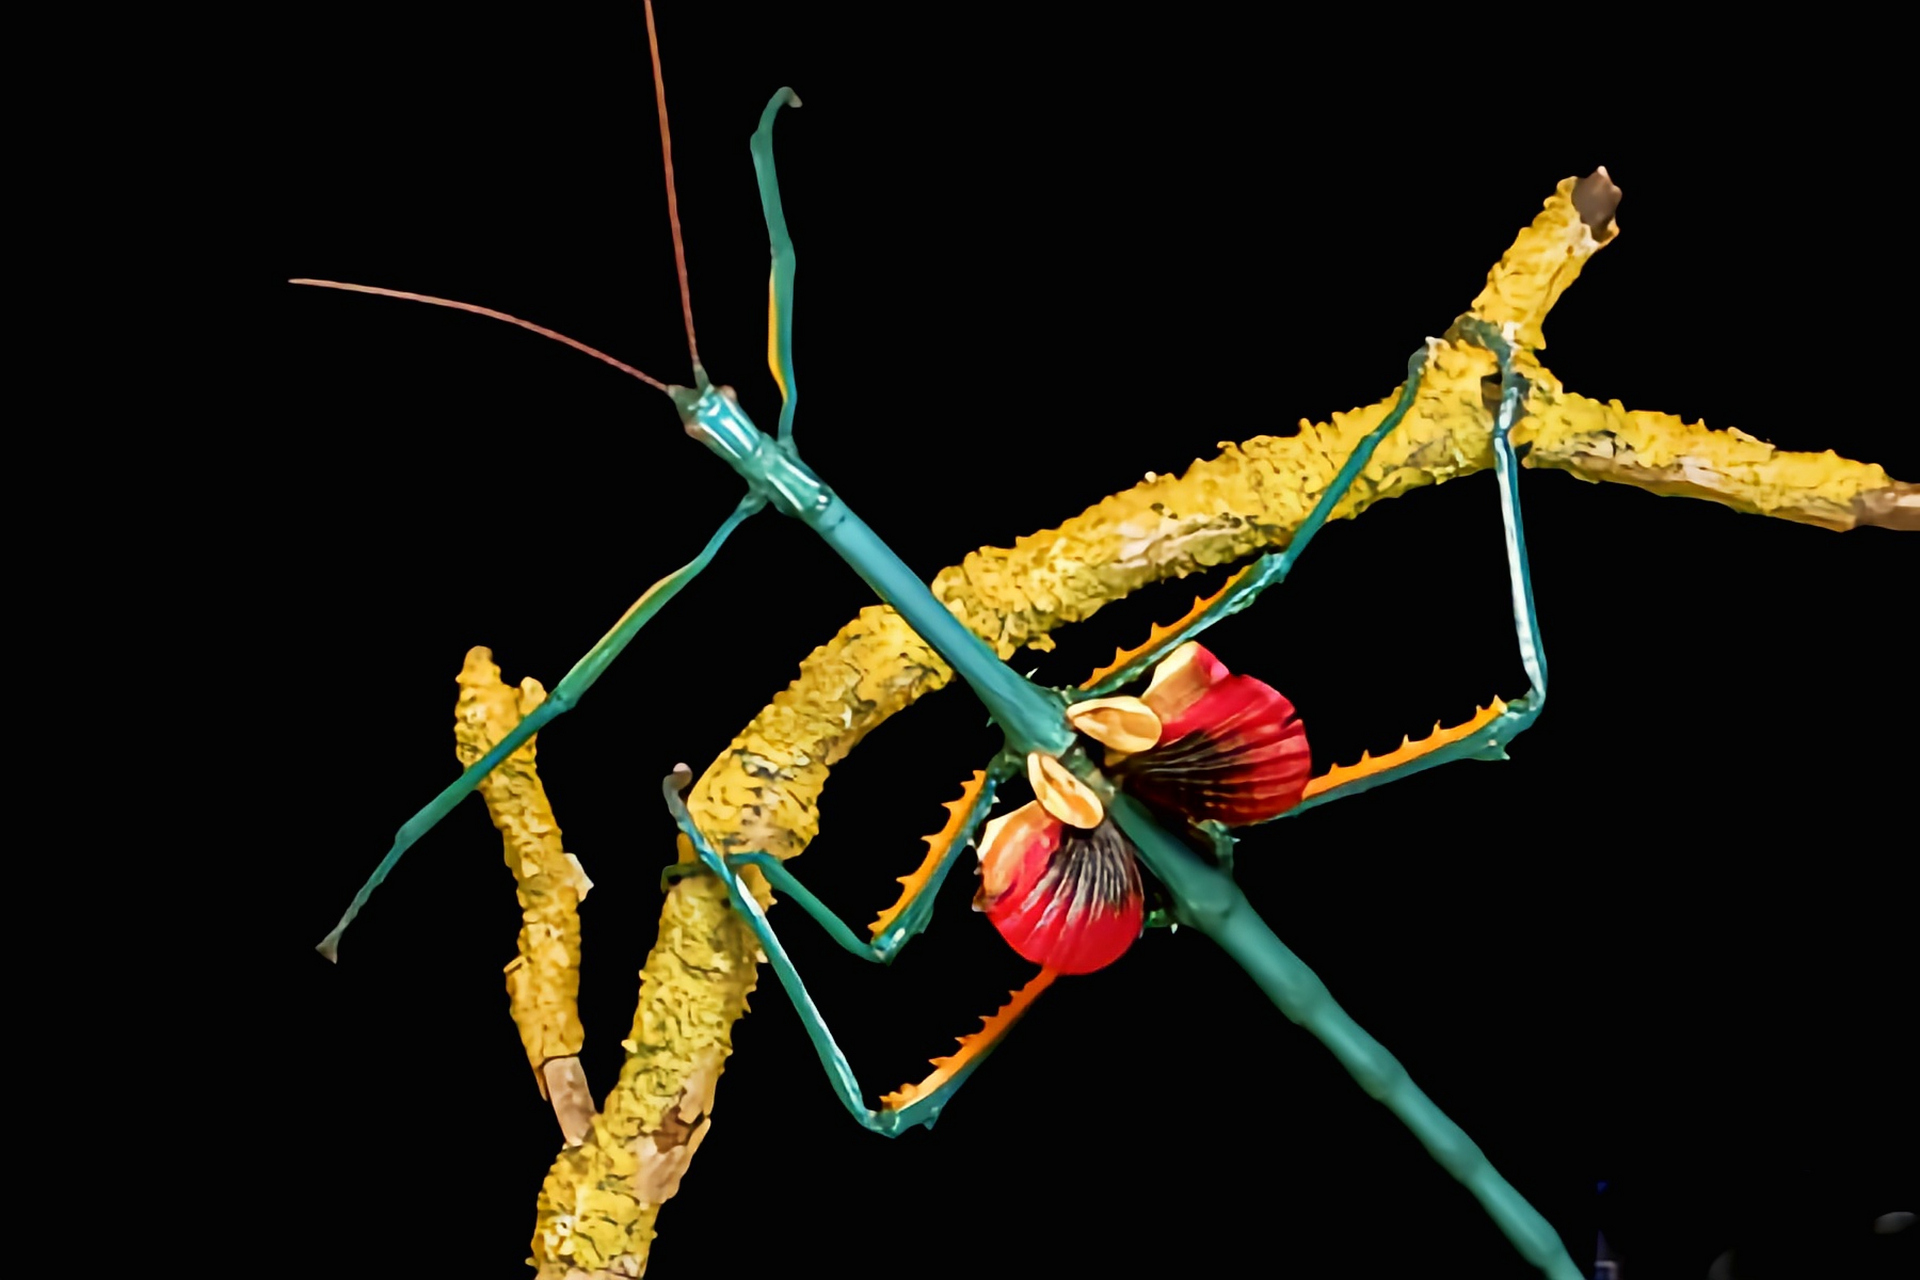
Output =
[{"x1": 284, "y1": 278, "x2": 673, "y2": 394}]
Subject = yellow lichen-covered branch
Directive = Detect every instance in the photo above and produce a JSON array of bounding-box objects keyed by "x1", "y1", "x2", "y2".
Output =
[
  {"x1": 513, "y1": 170, "x2": 1910, "y2": 1277},
  {"x1": 454, "y1": 648, "x2": 596, "y2": 1146},
  {"x1": 528, "y1": 862, "x2": 757, "y2": 1277}
]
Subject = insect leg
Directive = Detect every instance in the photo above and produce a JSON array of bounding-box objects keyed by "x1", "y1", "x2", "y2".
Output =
[
  {"x1": 665, "y1": 771, "x2": 1049, "y2": 1135},
  {"x1": 661, "y1": 754, "x2": 1016, "y2": 963},
  {"x1": 864, "y1": 755, "x2": 1021, "y2": 959},
  {"x1": 315, "y1": 493, "x2": 766, "y2": 960},
  {"x1": 873, "y1": 967, "x2": 1057, "y2": 1121},
  {"x1": 1076, "y1": 344, "x2": 1433, "y2": 697},
  {"x1": 1281, "y1": 320, "x2": 1546, "y2": 816},
  {"x1": 750, "y1": 87, "x2": 802, "y2": 443}
]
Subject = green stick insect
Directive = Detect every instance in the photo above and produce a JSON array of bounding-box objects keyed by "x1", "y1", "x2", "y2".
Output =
[
  {"x1": 301, "y1": 7, "x2": 1572, "y2": 1274},
  {"x1": 296, "y1": 6, "x2": 1912, "y2": 1276}
]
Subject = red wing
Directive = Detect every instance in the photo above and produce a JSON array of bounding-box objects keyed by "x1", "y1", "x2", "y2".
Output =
[
  {"x1": 1122, "y1": 642, "x2": 1312, "y2": 825},
  {"x1": 976, "y1": 805, "x2": 1144, "y2": 975}
]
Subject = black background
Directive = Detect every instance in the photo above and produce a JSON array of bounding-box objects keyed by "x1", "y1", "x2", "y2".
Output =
[{"x1": 240, "y1": 6, "x2": 1915, "y2": 1278}]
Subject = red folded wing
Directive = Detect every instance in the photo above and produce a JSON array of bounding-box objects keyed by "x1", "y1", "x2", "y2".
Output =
[
  {"x1": 1120, "y1": 642, "x2": 1311, "y2": 825},
  {"x1": 975, "y1": 803, "x2": 1144, "y2": 975}
]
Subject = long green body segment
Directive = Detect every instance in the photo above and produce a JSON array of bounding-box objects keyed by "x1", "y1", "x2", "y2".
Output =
[
  {"x1": 315, "y1": 493, "x2": 764, "y2": 959},
  {"x1": 1193, "y1": 861, "x2": 1581, "y2": 1280}
]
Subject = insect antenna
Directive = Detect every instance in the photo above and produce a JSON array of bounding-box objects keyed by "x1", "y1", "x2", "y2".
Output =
[
  {"x1": 287, "y1": 1, "x2": 714, "y2": 399},
  {"x1": 644, "y1": 0, "x2": 707, "y2": 391},
  {"x1": 287, "y1": 280, "x2": 675, "y2": 394}
]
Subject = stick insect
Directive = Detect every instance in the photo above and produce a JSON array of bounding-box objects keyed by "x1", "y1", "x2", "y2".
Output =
[{"x1": 289, "y1": 7, "x2": 1915, "y2": 1276}]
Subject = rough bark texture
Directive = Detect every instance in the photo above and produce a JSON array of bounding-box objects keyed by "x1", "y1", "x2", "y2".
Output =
[{"x1": 454, "y1": 647, "x2": 594, "y2": 1144}]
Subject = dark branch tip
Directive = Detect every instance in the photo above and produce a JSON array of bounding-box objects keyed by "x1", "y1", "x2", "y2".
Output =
[
  {"x1": 1852, "y1": 480, "x2": 1920, "y2": 532},
  {"x1": 1573, "y1": 167, "x2": 1622, "y2": 243}
]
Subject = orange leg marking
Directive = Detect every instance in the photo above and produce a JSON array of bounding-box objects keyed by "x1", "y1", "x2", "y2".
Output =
[
  {"x1": 1301, "y1": 698, "x2": 1508, "y2": 800},
  {"x1": 867, "y1": 770, "x2": 991, "y2": 938},
  {"x1": 1078, "y1": 571, "x2": 1249, "y2": 690},
  {"x1": 1071, "y1": 561, "x2": 1512, "y2": 807},
  {"x1": 879, "y1": 968, "x2": 1059, "y2": 1110}
]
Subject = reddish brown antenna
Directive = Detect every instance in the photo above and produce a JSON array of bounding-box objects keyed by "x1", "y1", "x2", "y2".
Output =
[
  {"x1": 644, "y1": 0, "x2": 705, "y2": 389},
  {"x1": 289, "y1": 279, "x2": 673, "y2": 394}
]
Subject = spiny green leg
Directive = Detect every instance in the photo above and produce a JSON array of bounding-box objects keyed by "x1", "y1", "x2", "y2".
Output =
[
  {"x1": 661, "y1": 753, "x2": 1017, "y2": 963},
  {"x1": 718, "y1": 853, "x2": 886, "y2": 963},
  {"x1": 751, "y1": 87, "x2": 801, "y2": 444},
  {"x1": 1074, "y1": 345, "x2": 1433, "y2": 700},
  {"x1": 868, "y1": 752, "x2": 1021, "y2": 961},
  {"x1": 662, "y1": 770, "x2": 1015, "y2": 1135},
  {"x1": 314, "y1": 493, "x2": 766, "y2": 960},
  {"x1": 1281, "y1": 320, "x2": 1546, "y2": 818}
]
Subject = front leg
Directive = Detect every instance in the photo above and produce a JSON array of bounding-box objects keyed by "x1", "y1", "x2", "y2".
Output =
[{"x1": 316, "y1": 493, "x2": 766, "y2": 960}]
